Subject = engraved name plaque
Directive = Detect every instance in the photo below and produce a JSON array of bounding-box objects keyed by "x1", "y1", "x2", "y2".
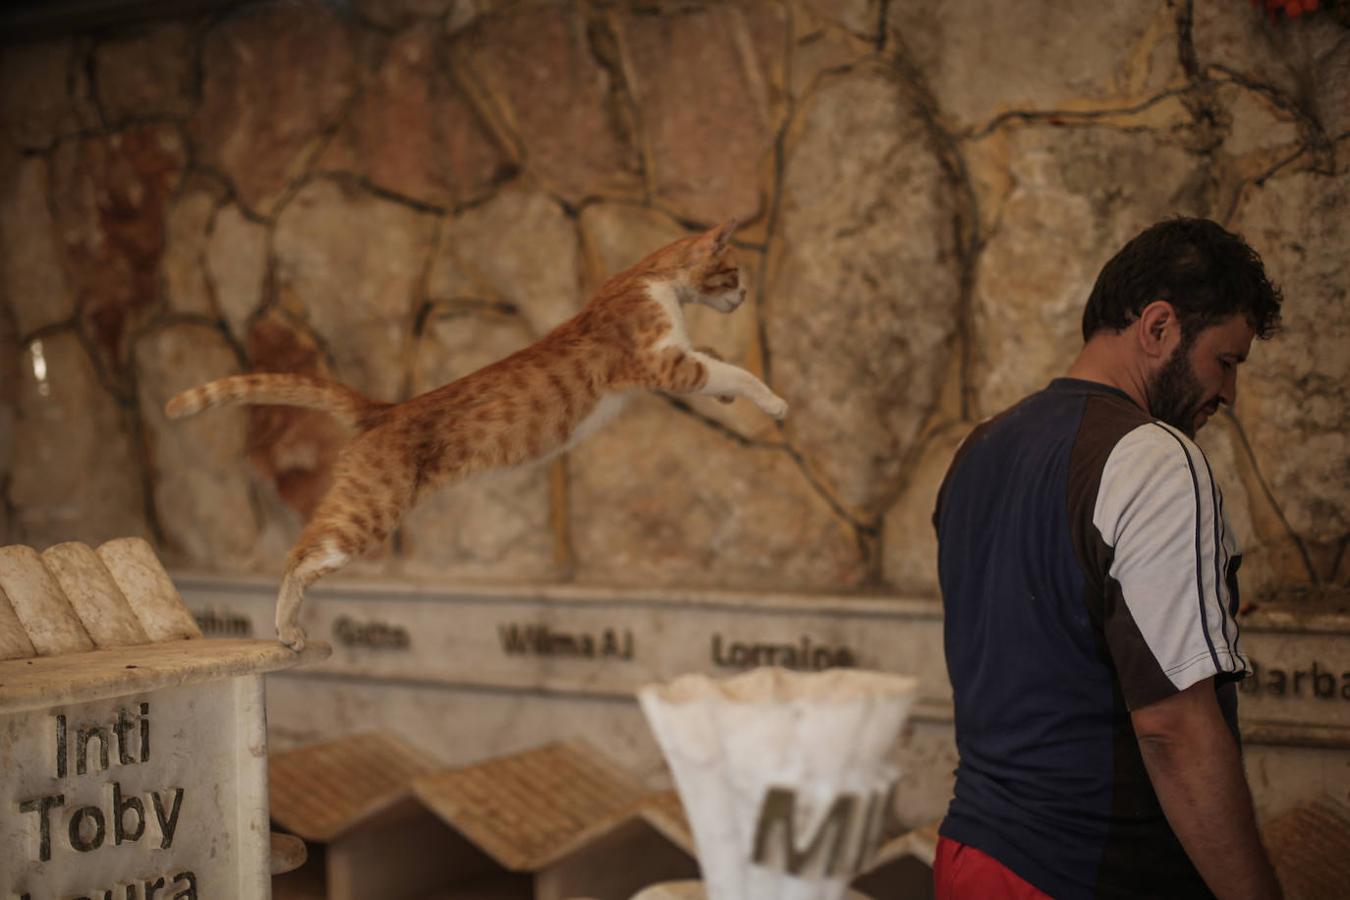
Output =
[{"x1": 0, "y1": 539, "x2": 329, "y2": 900}]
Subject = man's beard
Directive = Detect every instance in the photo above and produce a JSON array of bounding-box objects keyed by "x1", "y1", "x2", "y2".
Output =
[{"x1": 1147, "y1": 341, "x2": 1212, "y2": 438}]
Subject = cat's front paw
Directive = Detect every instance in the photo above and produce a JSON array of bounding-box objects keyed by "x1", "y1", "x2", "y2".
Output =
[
  {"x1": 277, "y1": 623, "x2": 307, "y2": 653},
  {"x1": 762, "y1": 395, "x2": 789, "y2": 420}
]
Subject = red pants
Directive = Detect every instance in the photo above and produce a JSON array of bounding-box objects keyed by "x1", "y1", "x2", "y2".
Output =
[{"x1": 934, "y1": 836, "x2": 1053, "y2": 900}]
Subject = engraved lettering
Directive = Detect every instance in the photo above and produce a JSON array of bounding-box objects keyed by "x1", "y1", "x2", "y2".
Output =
[
  {"x1": 334, "y1": 615, "x2": 411, "y2": 650},
  {"x1": 497, "y1": 623, "x2": 635, "y2": 660},
  {"x1": 18, "y1": 793, "x2": 64, "y2": 861},
  {"x1": 55, "y1": 713, "x2": 67, "y2": 778},
  {"x1": 140, "y1": 702, "x2": 150, "y2": 762},
  {"x1": 172, "y1": 870, "x2": 199, "y2": 900},
  {"x1": 752, "y1": 787, "x2": 855, "y2": 876},
  {"x1": 113, "y1": 708, "x2": 136, "y2": 765},
  {"x1": 711, "y1": 634, "x2": 857, "y2": 672},
  {"x1": 193, "y1": 607, "x2": 253, "y2": 637},
  {"x1": 112, "y1": 781, "x2": 146, "y2": 845},
  {"x1": 151, "y1": 788, "x2": 184, "y2": 849},
  {"x1": 76, "y1": 724, "x2": 110, "y2": 776},
  {"x1": 1240, "y1": 660, "x2": 1350, "y2": 702},
  {"x1": 69, "y1": 804, "x2": 106, "y2": 852}
]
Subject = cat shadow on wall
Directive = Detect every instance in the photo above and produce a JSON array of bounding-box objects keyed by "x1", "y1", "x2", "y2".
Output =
[{"x1": 166, "y1": 220, "x2": 787, "y2": 650}]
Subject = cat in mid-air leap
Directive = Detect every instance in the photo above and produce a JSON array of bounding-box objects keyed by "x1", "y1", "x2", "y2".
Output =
[{"x1": 166, "y1": 220, "x2": 787, "y2": 650}]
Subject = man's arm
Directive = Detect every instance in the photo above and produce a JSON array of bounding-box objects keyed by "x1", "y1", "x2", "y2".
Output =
[{"x1": 1132, "y1": 676, "x2": 1282, "y2": 900}]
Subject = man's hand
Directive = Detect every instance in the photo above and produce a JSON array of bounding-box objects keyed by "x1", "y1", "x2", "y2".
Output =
[{"x1": 1133, "y1": 677, "x2": 1282, "y2": 900}]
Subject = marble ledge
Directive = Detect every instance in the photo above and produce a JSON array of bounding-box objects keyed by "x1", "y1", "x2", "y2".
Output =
[
  {"x1": 0, "y1": 638, "x2": 331, "y2": 714},
  {"x1": 167, "y1": 571, "x2": 1350, "y2": 634},
  {"x1": 168, "y1": 570, "x2": 948, "y2": 619}
]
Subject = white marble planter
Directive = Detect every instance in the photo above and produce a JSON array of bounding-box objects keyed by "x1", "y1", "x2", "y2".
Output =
[{"x1": 638, "y1": 667, "x2": 919, "y2": 900}]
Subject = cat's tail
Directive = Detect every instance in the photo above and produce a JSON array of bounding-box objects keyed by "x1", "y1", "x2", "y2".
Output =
[{"x1": 165, "y1": 374, "x2": 386, "y2": 428}]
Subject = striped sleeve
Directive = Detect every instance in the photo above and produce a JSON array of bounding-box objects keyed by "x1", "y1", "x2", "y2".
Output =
[{"x1": 1092, "y1": 422, "x2": 1249, "y2": 709}]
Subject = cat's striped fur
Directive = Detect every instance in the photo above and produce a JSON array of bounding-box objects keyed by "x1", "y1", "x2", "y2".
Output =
[{"x1": 167, "y1": 221, "x2": 787, "y2": 650}]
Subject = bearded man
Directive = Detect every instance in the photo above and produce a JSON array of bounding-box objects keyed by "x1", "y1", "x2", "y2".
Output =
[{"x1": 933, "y1": 218, "x2": 1284, "y2": 899}]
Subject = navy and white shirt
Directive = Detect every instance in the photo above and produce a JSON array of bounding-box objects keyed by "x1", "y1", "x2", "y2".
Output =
[{"x1": 934, "y1": 378, "x2": 1249, "y2": 899}]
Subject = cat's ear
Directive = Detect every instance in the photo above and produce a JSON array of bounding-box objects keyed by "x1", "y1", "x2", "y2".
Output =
[{"x1": 701, "y1": 218, "x2": 738, "y2": 257}]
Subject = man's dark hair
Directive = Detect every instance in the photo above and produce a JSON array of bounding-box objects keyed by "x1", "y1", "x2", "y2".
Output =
[{"x1": 1081, "y1": 217, "x2": 1282, "y2": 342}]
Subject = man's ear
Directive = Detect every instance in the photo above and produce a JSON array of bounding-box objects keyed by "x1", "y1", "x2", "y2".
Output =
[{"x1": 1137, "y1": 300, "x2": 1180, "y2": 360}]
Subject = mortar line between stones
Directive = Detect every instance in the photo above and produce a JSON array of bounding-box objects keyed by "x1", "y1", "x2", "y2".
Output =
[
  {"x1": 779, "y1": 440, "x2": 877, "y2": 536},
  {"x1": 885, "y1": 32, "x2": 982, "y2": 424},
  {"x1": 1330, "y1": 537, "x2": 1349, "y2": 585},
  {"x1": 1206, "y1": 65, "x2": 1328, "y2": 143},
  {"x1": 585, "y1": 3, "x2": 649, "y2": 202},
  {"x1": 660, "y1": 396, "x2": 759, "y2": 449},
  {"x1": 1177, "y1": 0, "x2": 1201, "y2": 81},
  {"x1": 966, "y1": 86, "x2": 1198, "y2": 141},
  {"x1": 81, "y1": 34, "x2": 106, "y2": 131},
  {"x1": 1223, "y1": 410, "x2": 1320, "y2": 586}
]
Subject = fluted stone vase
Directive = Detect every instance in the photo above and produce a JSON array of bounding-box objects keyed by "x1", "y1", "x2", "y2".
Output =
[{"x1": 637, "y1": 667, "x2": 919, "y2": 900}]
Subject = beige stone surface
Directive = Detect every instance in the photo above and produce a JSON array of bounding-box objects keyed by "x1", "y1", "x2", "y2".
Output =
[
  {"x1": 191, "y1": 0, "x2": 360, "y2": 215},
  {"x1": 1194, "y1": 414, "x2": 1313, "y2": 598},
  {"x1": 569, "y1": 397, "x2": 862, "y2": 590},
  {"x1": 1312, "y1": 33, "x2": 1350, "y2": 140},
  {"x1": 768, "y1": 68, "x2": 960, "y2": 518},
  {"x1": 787, "y1": 18, "x2": 869, "y2": 101},
  {"x1": 971, "y1": 122, "x2": 1210, "y2": 418},
  {"x1": 1, "y1": 155, "x2": 73, "y2": 337},
  {"x1": 353, "y1": 0, "x2": 476, "y2": 29},
  {"x1": 1230, "y1": 167, "x2": 1350, "y2": 570},
  {"x1": 97, "y1": 537, "x2": 203, "y2": 642},
  {"x1": 615, "y1": 2, "x2": 787, "y2": 224},
  {"x1": 459, "y1": 5, "x2": 641, "y2": 204},
  {"x1": 1192, "y1": 3, "x2": 1346, "y2": 109},
  {"x1": 160, "y1": 175, "x2": 225, "y2": 317},
  {"x1": 1215, "y1": 82, "x2": 1303, "y2": 162},
  {"x1": 134, "y1": 322, "x2": 264, "y2": 570},
  {"x1": 802, "y1": 0, "x2": 882, "y2": 40},
  {"x1": 206, "y1": 202, "x2": 269, "y2": 339},
  {"x1": 430, "y1": 184, "x2": 580, "y2": 335},
  {"x1": 882, "y1": 424, "x2": 971, "y2": 596},
  {"x1": 321, "y1": 22, "x2": 508, "y2": 209},
  {"x1": 94, "y1": 21, "x2": 196, "y2": 123},
  {"x1": 890, "y1": 0, "x2": 1181, "y2": 133},
  {"x1": 49, "y1": 125, "x2": 186, "y2": 380},
  {"x1": 0, "y1": 0, "x2": 1346, "y2": 604},
  {"x1": 0, "y1": 38, "x2": 89, "y2": 150},
  {"x1": 0, "y1": 544, "x2": 93, "y2": 656},
  {"x1": 400, "y1": 307, "x2": 556, "y2": 580},
  {"x1": 40, "y1": 541, "x2": 149, "y2": 648},
  {"x1": 9, "y1": 331, "x2": 150, "y2": 547},
  {"x1": 274, "y1": 178, "x2": 439, "y2": 400},
  {"x1": 0, "y1": 586, "x2": 38, "y2": 661}
]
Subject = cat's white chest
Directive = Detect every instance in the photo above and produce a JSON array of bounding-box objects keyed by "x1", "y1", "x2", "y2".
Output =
[{"x1": 647, "y1": 281, "x2": 690, "y2": 351}]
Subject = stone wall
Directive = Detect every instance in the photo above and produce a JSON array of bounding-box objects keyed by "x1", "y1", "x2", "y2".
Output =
[{"x1": 1, "y1": 0, "x2": 1347, "y2": 600}]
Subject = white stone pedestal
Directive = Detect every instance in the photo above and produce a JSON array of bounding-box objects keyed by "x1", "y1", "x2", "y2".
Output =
[{"x1": 0, "y1": 539, "x2": 329, "y2": 900}]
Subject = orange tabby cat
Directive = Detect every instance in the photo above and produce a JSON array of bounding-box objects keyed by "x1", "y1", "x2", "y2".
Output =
[{"x1": 166, "y1": 220, "x2": 787, "y2": 650}]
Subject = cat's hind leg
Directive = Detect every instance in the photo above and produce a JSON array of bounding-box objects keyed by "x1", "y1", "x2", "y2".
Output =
[
  {"x1": 274, "y1": 455, "x2": 415, "y2": 650},
  {"x1": 275, "y1": 535, "x2": 352, "y2": 651}
]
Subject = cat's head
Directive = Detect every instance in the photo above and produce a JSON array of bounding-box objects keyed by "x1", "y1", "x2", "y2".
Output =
[{"x1": 676, "y1": 219, "x2": 746, "y2": 313}]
